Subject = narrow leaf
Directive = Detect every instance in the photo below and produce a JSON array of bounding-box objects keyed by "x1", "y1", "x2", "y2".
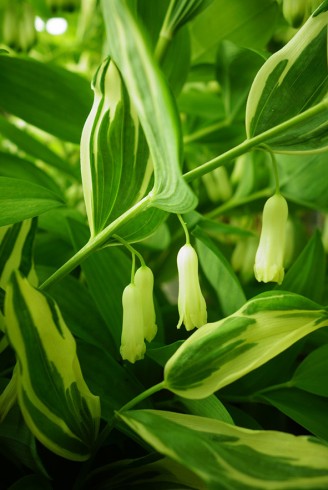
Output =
[
  {"x1": 292, "y1": 344, "x2": 328, "y2": 396},
  {"x1": 101, "y1": 0, "x2": 197, "y2": 213},
  {"x1": 119, "y1": 409, "x2": 328, "y2": 489},
  {"x1": 164, "y1": 291, "x2": 328, "y2": 399}
]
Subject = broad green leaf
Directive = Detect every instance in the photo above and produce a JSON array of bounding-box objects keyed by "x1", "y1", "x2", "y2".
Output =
[
  {"x1": 119, "y1": 409, "x2": 328, "y2": 489},
  {"x1": 259, "y1": 387, "x2": 328, "y2": 441},
  {"x1": 246, "y1": 3, "x2": 328, "y2": 152},
  {"x1": 0, "y1": 219, "x2": 38, "y2": 289},
  {"x1": 0, "y1": 177, "x2": 63, "y2": 227},
  {"x1": 194, "y1": 227, "x2": 246, "y2": 316},
  {"x1": 164, "y1": 291, "x2": 328, "y2": 399},
  {"x1": 77, "y1": 342, "x2": 146, "y2": 423},
  {"x1": 0, "y1": 152, "x2": 63, "y2": 195},
  {"x1": 279, "y1": 153, "x2": 328, "y2": 211},
  {"x1": 0, "y1": 55, "x2": 92, "y2": 143},
  {"x1": 0, "y1": 404, "x2": 48, "y2": 479},
  {"x1": 158, "y1": 0, "x2": 214, "y2": 34},
  {"x1": 276, "y1": 230, "x2": 326, "y2": 303},
  {"x1": 179, "y1": 395, "x2": 234, "y2": 424},
  {"x1": 216, "y1": 40, "x2": 265, "y2": 121},
  {"x1": 0, "y1": 116, "x2": 73, "y2": 176},
  {"x1": 189, "y1": 0, "x2": 278, "y2": 63},
  {"x1": 291, "y1": 344, "x2": 328, "y2": 396},
  {"x1": 4, "y1": 271, "x2": 101, "y2": 461},
  {"x1": 101, "y1": 0, "x2": 197, "y2": 213}
]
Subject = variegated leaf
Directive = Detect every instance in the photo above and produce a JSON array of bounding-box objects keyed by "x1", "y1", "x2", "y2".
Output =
[
  {"x1": 4, "y1": 271, "x2": 101, "y2": 461},
  {"x1": 0, "y1": 219, "x2": 38, "y2": 290},
  {"x1": 246, "y1": 1, "x2": 328, "y2": 153},
  {"x1": 119, "y1": 409, "x2": 328, "y2": 489},
  {"x1": 164, "y1": 291, "x2": 328, "y2": 399},
  {"x1": 101, "y1": 0, "x2": 197, "y2": 213},
  {"x1": 81, "y1": 59, "x2": 154, "y2": 238}
]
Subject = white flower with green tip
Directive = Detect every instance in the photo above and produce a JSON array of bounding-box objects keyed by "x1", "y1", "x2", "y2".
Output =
[
  {"x1": 134, "y1": 265, "x2": 157, "y2": 342},
  {"x1": 120, "y1": 283, "x2": 146, "y2": 363},
  {"x1": 254, "y1": 193, "x2": 288, "y2": 284},
  {"x1": 177, "y1": 244, "x2": 207, "y2": 331}
]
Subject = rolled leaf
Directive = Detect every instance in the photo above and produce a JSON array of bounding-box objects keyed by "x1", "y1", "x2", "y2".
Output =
[
  {"x1": 119, "y1": 409, "x2": 328, "y2": 489},
  {"x1": 245, "y1": 1, "x2": 328, "y2": 153},
  {"x1": 81, "y1": 58, "x2": 153, "y2": 237},
  {"x1": 4, "y1": 271, "x2": 101, "y2": 461},
  {"x1": 164, "y1": 291, "x2": 328, "y2": 399},
  {"x1": 101, "y1": 0, "x2": 197, "y2": 213}
]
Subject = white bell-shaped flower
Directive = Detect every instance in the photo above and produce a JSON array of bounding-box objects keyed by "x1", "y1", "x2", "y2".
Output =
[
  {"x1": 254, "y1": 193, "x2": 288, "y2": 284},
  {"x1": 134, "y1": 265, "x2": 157, "y2": 342},
  {"x1": 177, "y1": 244, "x2": 207, "y2": 331},
  {"x1": 120, "y1": 283, "x2": 146, "y2": 363}
]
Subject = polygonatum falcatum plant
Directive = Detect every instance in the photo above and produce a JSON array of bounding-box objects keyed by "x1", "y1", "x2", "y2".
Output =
[{"x1": 0, "y1": 0, "x2": 328, "y2": 488}]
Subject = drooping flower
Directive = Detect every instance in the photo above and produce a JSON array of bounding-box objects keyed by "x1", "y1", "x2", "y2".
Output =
[
  {"x1": 254, "y1": 193, "x2": 288, "y2": 284},
  {"x1": 177, "y1": 244, "x2": 207, "y2": 331},
  {"x1": 120, "y1": 283, "x2": 146, "y2": 363},
  {"x1": 134, "y1": 265, "x2": 157, "y2": 342}
]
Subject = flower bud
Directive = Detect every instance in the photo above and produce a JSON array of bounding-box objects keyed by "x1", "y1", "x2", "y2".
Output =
[
  {"x1": 120, "y1": 283, "x2": 146, "y2": 363},
  {"x1": 134, "y1": 266, "x2": 157, "y2": 342},
  {"x1": 177, "y1": 244, "x2": 207, "y2": 331},
  {"x1": 254, "y1": 194, "x2": 288, "y2": 284},
  {"x1": 282, "y1": 0, "x2": 308, "y2": 27}
]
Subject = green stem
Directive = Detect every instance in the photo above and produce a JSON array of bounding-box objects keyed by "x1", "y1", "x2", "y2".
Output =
[
  {"x1": 39, "y1": 196, "x2": 151, "y2": 291},
  {"x1": 118, "y1": 380, "x2": 166, "y2": 413},
  {"x1": 113, "y1": 234, "x2": 146, "y2": 267},
  {"x1": 154, "y1": 0, "x2": 175, "y2": 63},
  {"x1": 183, "y1": 99, "x2": 328, "y2": 183},
  {"x1": 177, "y1": 213, "x2": 190, "y2": 244}
]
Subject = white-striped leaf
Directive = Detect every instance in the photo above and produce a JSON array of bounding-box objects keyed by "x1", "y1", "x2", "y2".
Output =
[
  {"x1": 4, "y1": 271, "x2": 101, "y2": 461},
  {"x1": 101, "y1": 0, "x2": 197, "y2": 213},
  {"x1": 246, "y1": 1, "x2": 328, "y2": 153},
  {"x1": 81, "y1": 58, "x2": 155, "y2": 238},
  {"x1": 119, "y1": 409, "x2": 328, "y2": 489},
  {"x1": 164, "y1": 291, "x2": 328, "y2": 399},
  {"x1": 0, "y1": 219, "x2": 38, "y2": 290}
]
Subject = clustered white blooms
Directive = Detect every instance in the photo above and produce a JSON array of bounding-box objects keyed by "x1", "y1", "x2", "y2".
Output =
[
  {"x1": 120, "y1": 241, "x2": 208, "y2": 362},
  {"x1": 254, "y1": 193, "x2": 289, "y2": 285}
]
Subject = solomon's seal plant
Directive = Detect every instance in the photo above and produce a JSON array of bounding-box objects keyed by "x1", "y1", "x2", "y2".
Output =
[{"x1": 0, "y1": 0, "x2": 328, "y2": 488}]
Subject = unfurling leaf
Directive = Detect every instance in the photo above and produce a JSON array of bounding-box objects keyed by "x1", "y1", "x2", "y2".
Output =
[
  {"x1": 164, "y1": 291, "x2": 328, "y2": 399},
  {"x1": 4, "y1": 271, "x2": 101, "y2": 461}
]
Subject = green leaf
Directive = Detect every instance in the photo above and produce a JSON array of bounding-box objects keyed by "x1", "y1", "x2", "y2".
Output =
[
  {"x1": 119, "y1": 409, "x2": 328, "y2": 489},
  {"x1": 216, "y1": 40, "x2": 265, "y2": 120},
  {"x1": 159, "y1": 0, "x2": 214, "y2": 34},
  {"x1": 101, "y1": 0, "x2": 197, "y2": 213},
  {"x1": 179, "y1": 395, "x2": 234, "y2": 424},
  {"x1": 0, "y1": 152, "x2": 63, "y2": 195},
  {"x1": 194, "y1": 227, "x2": 246, "y2": 316},
  {"x1": 164, "y1": 291, "x2": 328, "y2": 399},
  {"x1": 259, "y1": 387, "x2": 328, "y2": 441},
  {"x1": 7, "y1": 475, "x2": 52, "y2": 490},
  {"x1": 292, "y1": 344, "x2": 328, "y2": 396},
  {"x1": 0, "y1": 177, "x2": 63, "y2": 227},
  {"x1": 189, "y1": 0, "x2": 279, "y2": 63},
  {"x1": 276, "y1": 230, "x2": 326, "y2": 303},
  {"x1": 0, "y1": 55, "x2": 92, "y2": 143},
  {"x1": 68, "y1": 219, "x2": 131, "y2": 351},
  {"x1": 279, "y1": 153, "x2": 328, "y2": 211},
  {"x1": 246, "y1": 4, "x2": 328, "y2": 152},
  {"x1": 4, "y1": 271, "x2": 101, "y2": 461},
  {"x1": 0, "y1": 116, "x2": 73, "y2": 176}
]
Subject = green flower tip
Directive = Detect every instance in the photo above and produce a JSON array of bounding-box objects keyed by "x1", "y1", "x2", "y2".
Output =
[
  {"x1": 177, "y1": 244, "x2": 207, "y2": 331},
  {"x1": 254, "y1": 193, "x2": 288, "y2": 285}
]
